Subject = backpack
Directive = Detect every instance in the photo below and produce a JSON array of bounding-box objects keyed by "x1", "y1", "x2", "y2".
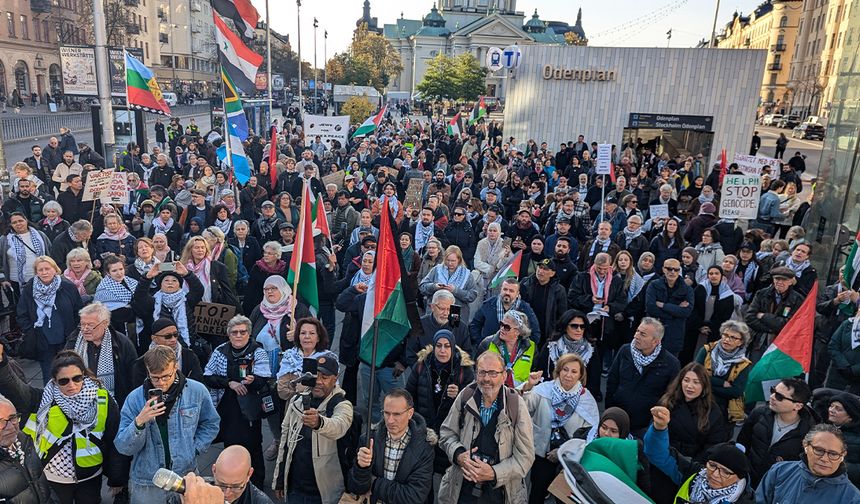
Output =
[
  {"x1": 325, "y1": 392, "x2": 362, "y2": 482},
  {"x1": 457, "y1": 382, "x2": 519, "y2": 430}
]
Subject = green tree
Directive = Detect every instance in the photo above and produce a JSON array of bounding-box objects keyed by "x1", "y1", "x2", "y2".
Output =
[
  {"x1": 452, "y1": 53, "x2": 487, "y2": 101},
  {"x1": 341, "y1": 95, "x2": 375, "y2": 125},
  {"x1": 325, "y1": 24, "x2": 403, "y2": 92},
  {"x1": 416, "y1": 53, "x2": 457, "y2": 100}
]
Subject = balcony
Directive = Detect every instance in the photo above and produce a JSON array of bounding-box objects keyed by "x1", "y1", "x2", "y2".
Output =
[
  {"x1": 126, "y1": 23, "x2": 140, "y2": 34},
  {"x1": 30, "y1": 0, "x2": 51, "y2": 13},
  {"x1": 159, "y1": 32, "x2": 168, "y2": 43},
  {"x1": 771, "y1": 43, "x2": 786, "y2": 52},
  {"x1": 768, "y1": 63, "x2": 782, "y2": 71}
]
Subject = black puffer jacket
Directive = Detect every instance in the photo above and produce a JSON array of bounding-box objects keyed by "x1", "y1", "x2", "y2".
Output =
[
  {"x1": 666, "y1": 399, "x2": 729, "y2": 461},
  {"x1": 737, "y1": 404, "x2": 815, "y2": 486},
  {"x1": 63, "y1": 329, "x2": 138, "y2": 407},
  {"x1": 0, "y1": 432, "x2": 54, "y2": 503}
]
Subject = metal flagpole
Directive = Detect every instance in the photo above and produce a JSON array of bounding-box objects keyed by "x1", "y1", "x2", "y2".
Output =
[
  {"x1": 297, "y1": 0, "x2": 303, "y2": 113},
  {"x1": 313, "y1": 18, "x2": 318, "y2": 114},
  {"x1": 323, "y1": 30, "x2": 327, "y2": 115},
  {"x1": 266, "y1": 0, "x2": 273, "y2": 124},
  {"x1": 600, "y1": 174, "x2": 605, "y2": 222},
  {"x1": 364, "y1": 320, "x2": 380, "y2": 444},
  {"x1": 218, "y1": 62, "x2": 234, "y2": 174}
]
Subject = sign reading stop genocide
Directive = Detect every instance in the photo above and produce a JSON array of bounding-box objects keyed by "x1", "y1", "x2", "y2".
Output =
[{"x1": 719, "y1": 174, "x2": 761, "y2": 220}]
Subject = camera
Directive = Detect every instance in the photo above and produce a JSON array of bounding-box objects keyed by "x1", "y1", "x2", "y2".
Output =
[
  {"x1": 299, "y1": 358, "x2": 318, "y2": 411},
  {"x1": 470, "y1": 452, "x2": 497, "y2": 497},
  {"x1": 448, "y1": 305, "x2": 461, "y2": 328}
]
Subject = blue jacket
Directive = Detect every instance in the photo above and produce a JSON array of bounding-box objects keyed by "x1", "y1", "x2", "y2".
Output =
[
  {"x1": 115, "y1": 379, "x2": 220, "y2": 486},
  {"x1": 757, "y1": 191, "x2": 783, "y2": 222},
  {"x1": 756, "y1": 460, "x2": 860, "y2": 504},
  {"x1": 96, "y1": 235, "x2": 137, "y2": 264},
  {"x1": 645, "y1": 277, "x2": 694, "y2": 355},
  {"x1": 469, "y1": 296, "x2": 541, "y2": 350}
]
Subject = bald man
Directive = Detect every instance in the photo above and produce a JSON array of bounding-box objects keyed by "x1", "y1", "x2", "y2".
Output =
[
  {"x1": 212, "y1": 445, "x2": 273, "y2": 504},
  {"x1": 644, "y1": 257, "x2": 694, "y2": 358}
]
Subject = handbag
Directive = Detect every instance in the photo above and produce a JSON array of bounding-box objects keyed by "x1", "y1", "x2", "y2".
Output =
[{"x1": 236, "y1": 378, "x2": 277, "y2": 422}]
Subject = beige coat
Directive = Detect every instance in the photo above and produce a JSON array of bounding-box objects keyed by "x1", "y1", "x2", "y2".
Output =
[
  {"x1": 438, "y1": 386, "x2": 535, "y2": 504},
  {"x1": 273, "y1": 385, "x2": 353, "y2": 504}
]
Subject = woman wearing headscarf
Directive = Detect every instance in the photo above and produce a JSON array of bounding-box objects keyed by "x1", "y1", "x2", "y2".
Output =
[
  {"x1": 473, "y1": 222, "x2": 512, "y2": 295},
  {"x1": 208, "y1": 204, "x2": 235, "y2": 239},
  {"x1": 685, "y1": 266, "x2": 736, "y2": 365},
  {"x1": 180, "y1": 235, "x2": 236, "y2": 308},
  {"x1": 147, "y1": 204, "x2": 182, "y2": 250},
  {"x1": 15, "y1": 350, "x2": 124, "y2": 503},
  {"x1": 695, "y1": 321, "x2": 752, "y2": 425},
  {"x1": 682, "y1": 247, "x2": 702, "y2": 287},
  {"x1": 0, "y1": 212, "x2": 51, "y2": 299},
  {"x1": 575, "y1": 406, "x2": 634, "y2": 442},
  {"x1": 63, "y1": 248, "x2": 101, "y2": 300},
  {"x1": 16, "y1": 256, "x2": 83, "y2": 382},
  {"x1": 419, "y1": 245, "x2": 479, "y2": 323},
  {"x1": 151, "y1": 233, "x2": 177, "y2": 263},
  {"x1": 523, "y1": 353, "x2": 599, "y2": 504},
  {"x1": 519, "y1": 235, "x2": 546, "y2": 279},
  {"x1": 94, "y1": 255, "x2": 140, "y2": 339},
  {"x1": 720, "y1": 255, "x2": 747, "y2": 300},
  {"x1": 180, "y1": 216, "x2": 205, "y2": 250},
  {"x1": 695, "y1": 228, "x2": 726, "y2": 278},
  {"x1": 243, "y1": 241, "x2": 287, "y2": 315},
  {"x1": 96, "y1": 213, "x2": 136, "y2": 265}
]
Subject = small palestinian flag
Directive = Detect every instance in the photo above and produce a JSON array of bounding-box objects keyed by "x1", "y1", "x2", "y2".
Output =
[
  {"x1": 845, "y1": 231, "x2": 860, "y2": 289},
  {"x1": 468, "y1": 96, "x2": 487, "y2": 125},
  {"x1": 489, "y1": 250, "x2": 522, "y2": 289},
  {"x1": 447, "y1": 113, "x2": 461, "y2": 136},
  {"x1": 352, "y1": 106, "x2": 387, "y2": 138}
]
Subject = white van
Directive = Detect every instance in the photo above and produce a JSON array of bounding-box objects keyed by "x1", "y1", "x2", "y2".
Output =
[{"x1": 162, "y1": 92, "x2": 178, "y2": 107}]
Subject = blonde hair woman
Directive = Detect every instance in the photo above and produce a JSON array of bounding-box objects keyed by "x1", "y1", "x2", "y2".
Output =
[
  {"x1": 180, "y1": 236, "x2": 236, "y2": 306},
  {"x1": 419, "y1": 245, "x2": 479, "y2": 323}
]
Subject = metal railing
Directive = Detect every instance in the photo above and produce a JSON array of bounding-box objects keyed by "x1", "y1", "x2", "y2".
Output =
[
  {"x1": 771, "y1": 43, "x2": 786, "y2": 52},
  {"x1": 768, "y1": 63, "x2": 783, "y2": 71}
]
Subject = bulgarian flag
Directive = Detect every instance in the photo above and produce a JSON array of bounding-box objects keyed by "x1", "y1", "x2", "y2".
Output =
[
  {"x1": 287, "y1": 180, "x2": 319, "y2": 313},
  {"x1": 744, "y1": 281, "x2": 818, "y2": 403},
  {"x1": 468, "y1": 96, "x2": 487, "y2": 125},
  {"x1": 447, "y1": 113, "x2": 461, "y2": 136},
  {"x1": 309, "y1": 191, "x2": 331, "y2": 240},
  {"x1": 489, "y1": 250, "x2": 522, "y2": 289},
  {"x1": 844, "y1": 231, "x2": 860, "y2": 290},
  {"x1": 125, "y1": 50, "x2": 171, "y2": 116},
  {"x1": 352, "y1": 106, "x2": 386, "y2": 139},
  {"x1": 359, "y1": 196, "x2": 410, "y2": 367}
]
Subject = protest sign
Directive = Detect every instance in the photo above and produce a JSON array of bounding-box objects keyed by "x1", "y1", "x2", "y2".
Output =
[
  {"x1": 193, "y1": 302, "x2": 237, "y2": 338},
  {"x1": 596, "y1": 144, "x2": 612, "y2": 175},
  {"x1": 404, "y1": 178, "x2": 424, "y2": 209},
  {"x1": 100, "y1": 171, "x2": 129, "y2": 205},
  {"x1": 82, "y1": 169, "x2": 114, "y2": 201},
  {"x1": 322, "y1": 171, "x2": 345, "y2": 189},
  {"x1": 303, "y1": 114, "x2": 350, "y2": 150},
  {"x1": 732, "y1": 153, "x2": 779, "y2": 176},
  {"x1": 650, "y1": 204, "x2": 670, "y2": 219},
  {"x1": 719, "y1": 174, "x2": 761, "y2": 220}
]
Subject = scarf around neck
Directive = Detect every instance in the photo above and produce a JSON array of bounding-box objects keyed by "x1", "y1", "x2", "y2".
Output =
[
  {"x1": 548, "y1": 335, "x2": 593, "y2": 365},
  {"x1": 255, "y1": 258, "x2": 285, "y2": 275},
  {"x1": 154, "y1": 290, "x2": 190, "y2": 346},
  {"x1": 186, "y1": 258, "x2": 212, "y2": 302},
  {"x1": 33, "y1": 275, "x2": 61, "y2": 328},
  {"x1": 94, "y1": 275, "x2": 138, "y2": 309},
  {"x1": 435, "y1": 264, "x2": 470, "y2": 289},
  {"x1": 689, "y1": 468, "x2": 746, "y2": 504},
  {"x1": 631, "y1": 343, "x2": 661, "y2": 374},
  {"x1": 622, "y1": 226, "x2": 642, "y2": 244},
  {"x1": 98, "y1": 225, "x2": 130, "y2": 242},
  {"x1": 9, "y1": 230, "x2": 46, "y2": 282},
  {"x1": 589, "y1": 237, "x2": 611, "y2": 257},
  {"x1": 785, "y1": 257, "x2": 811, "y2": 277},
  {"x1": 710, "y1": 341, "x2": 747, "y2": 377},
  {"x1": 589, "y1": 265, "x2": 613, "y2": 305},
  {"x1": 415, "y1": 220, "x2": 434, "y2": 252},
  {"x1": 260, "y1": 277, "x2": 292, "y2": 322},
  {"x1": 64, "y1": 267, "x2": 92, "y2": 296},
  {"x1": 74, "y1": 328, "x2": 115, "y2": 394},
  {"x1": 152, "y1": 216, "x2": 174, "y2": 234}
]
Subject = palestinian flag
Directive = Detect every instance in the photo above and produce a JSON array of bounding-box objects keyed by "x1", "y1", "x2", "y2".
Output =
[
  {"x1": 310, "y1": 191, "x2": 331, "y2": 240},
  {"x1": 359, "y1": 196, "x2": 410, "y2": 367},
  {"x1": 489, "y1": 250, "x2": 522, "y2": 289},
  {"x1": 447, "y1": 113, "x2": 461, "y2": 136},
  {"x1": 222, "y1": 67, "x2": 248, "y2": 141},
  {"x1": 468, "y1": 96, "x2": 487, "y2": 125},
  {"x1": 559, "y1": 437, "x2": 654, "y2": 503},
  {"x1": 210, "y1": 0, "x2": 259, "y2": 43},
  {"x1": 352, "y1": 106, "x2": 386, "y2": 139},
  {"x1": 287, "y1": 180, "x2": 319, "y2": 313},
  {"x1": 125, "y1": 51, "x2": 171, "y2": 116},
  {"x1": 845, "y1": 231, "x2": 860, "y2": 290},
  {"x1": 745, "y1": 281, "x2": 817, "y2": 403}
]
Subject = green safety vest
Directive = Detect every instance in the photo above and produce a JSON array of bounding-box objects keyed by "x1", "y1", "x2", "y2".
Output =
[
  {"x1": 488, "y1": 340, "x2": 536, "y2": 386},
  {"x1": 674, "y1": 472, "x2": 697, "y2": 503},
  {"x1": 23, "y1": 388, "x2": 109, "y2": 477}
]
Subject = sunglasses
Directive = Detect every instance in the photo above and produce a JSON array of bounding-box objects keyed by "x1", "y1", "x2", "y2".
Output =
[
  {"x1": 770, "y1": 386, "x2": 802, "y2": 403},
  {"x1": 568, "y1": 323, "x2": 586, "y2": 330},
  {"x1": 57, "y1": 375, "x2": 84, "y2": 386},
  {"x1": 155, "y1": 332, "x2": 179, "y2": 340},
  {"x1": 664, "y1": 267, "x2": 681, "y2": 272},
  {"x1": 500, "y1": 322, "x2": 514, "y2": 331},
  {"x1": 454, "y1": 212, "x2": 465, "y2": 216}
]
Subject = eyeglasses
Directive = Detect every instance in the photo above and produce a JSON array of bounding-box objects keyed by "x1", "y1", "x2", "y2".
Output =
[
  {"x1": 770, "y1": 386, "x2": 802, "y2": 403},
  {"x1": 213, "y1": 479, "x2": 248, "y2": 492},
  {"x1": 154, "y1": 332, "x2": 179, "y2": 340},
  {"x1": 454, "y1": 212, "x2": 465, "y2": 216},
  {"x1": 721, "y1": 332, "x2": 743, "y2": 342},
  {"x1": 80, "y1": 320, "x2": 107, "y2": 331},
  {"x1": 706, "y1": 461, "x2": 736, "y2": 478},
  {"x1": 56, "y1": 375, "x2": 84, "y2": 386},
  {"x1": 0, "y1": 413, "x2": 21, "y2": 429},
  {"x1": 568, "y1": 323, "x2": 586, "y2": 330},
  {"x1": 499, "y1": 322, "x2": 514, "y2": 331},
  {"x1": 382, "y1": 407, "x2": 413, "y2": 419},
  {"x1": 808, "y1": 444, "x2": 845, "y2": 461},
  {"x1": 630, "y1": 200, "x2": 638, "y2": 204},
  {"x1": 477, "y1": 370, "x2": 504, "y2": 378},
  {"x1": 229, "y1": 329, "x2": 249, "y2": 336},
  {"x1": 149, "y1": 371, "x2": 176, "y2": 384},
  {"x1": 663, "y1": 267, "x2": 680, "y2": 272}
]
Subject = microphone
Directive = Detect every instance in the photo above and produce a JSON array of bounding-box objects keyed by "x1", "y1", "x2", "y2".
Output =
[{"x1": 152, "y1": 468, "x2": 186, "y2": 494}]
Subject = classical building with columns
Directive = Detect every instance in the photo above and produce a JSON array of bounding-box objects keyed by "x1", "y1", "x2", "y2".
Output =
[{"x1": 379, "y1": 0, "x2": 586, "y2": 100}]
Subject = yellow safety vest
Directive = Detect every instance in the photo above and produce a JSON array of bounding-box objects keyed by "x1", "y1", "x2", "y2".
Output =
[
  {"x1": 674, "y1": 473, "x2": 697, "y2": 503},
  {"x1": 488, "y1": 340, "x2": 536, "y2": 386},
  {"x1": 702, "y1": 342, "x2": 751, "y2": 423},
  {"x1": 22, "y1": 388, "x2": 109, "y2": 475}
]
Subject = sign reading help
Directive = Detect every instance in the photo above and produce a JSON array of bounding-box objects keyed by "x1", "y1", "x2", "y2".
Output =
[
  {"x1": 100, "y1": 171, "x2": 129, "y2": 205},
  {"x1": 82, "y1": 169, "x2": 115, "y2": 202},
  {"x1": 193, "y1": 302, "x2": 237, "y2": 338},
  {"x1": 719, "y1": 174, "x2": 761, "y2": 220}
]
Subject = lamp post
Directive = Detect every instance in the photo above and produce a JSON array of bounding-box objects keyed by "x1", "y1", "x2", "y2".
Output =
[
  {"x1": 313, "y1": 17, "x2": 318, "y2": 114},
  {"x1": 323, "y1": 29, "x2": 327, "y2": 115},
  {"x1": 296, "y1": 0, "x2": 303, "y2": 113}
]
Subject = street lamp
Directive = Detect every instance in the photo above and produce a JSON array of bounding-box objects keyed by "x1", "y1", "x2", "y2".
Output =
[
  {"x1": 313, "y1": 17, "x2": 318, "y2": 114},
  {"x1": 296, "y1": 0, "x2": 302, "y2": 113},
  {"x1": 323, "y1": 29, "x2": 327, "y2": 114}
]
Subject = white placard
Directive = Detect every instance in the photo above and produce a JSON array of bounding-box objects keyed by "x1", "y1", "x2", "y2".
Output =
[
  {"x1": 82, "y1": 169, "x2": 114, "y2": 201},
  {"x1": 59, "y1": 46, "x2": 98, "y2": 96},
  {"x1": 650, "y1": 204, "x2": 669, "y2": 219},
  {"x1": 719, "y1": 174, "x2": 761, "y2": 220},
  {"x1": 303, "y1": 114, "x2": 350, "y2": 150},
  {"x1": 596, "y1": 143, "x2": 612, "y2": 175},
  {"x1": 100, "y1": 171, "x2": 129, "y2": 205},
  {"x1": 732, "y1": 153, "x2": 780, "y2": 176}
]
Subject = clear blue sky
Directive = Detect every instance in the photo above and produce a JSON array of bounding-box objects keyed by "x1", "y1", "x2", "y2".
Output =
[{"x1": 249, "y1": 0, "x2": 763, "y2": 67}]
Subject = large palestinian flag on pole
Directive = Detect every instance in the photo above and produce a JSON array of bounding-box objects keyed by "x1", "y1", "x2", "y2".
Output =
[
  {"x1": 287, "y1": 180, "x2": 319, "y2": 313},
  {"x1": 359, "y1": 195, "x2": 410, "y2": 367},
  {"x1": 744, "y1": 281, "x2": 817, "y2": 403},
  {"x1": 489, "y1": 250, "x2": 522, "y2": 289},
  {"x1": 125, "y1": 51, "x2": 171, "y2": 115},
  {"x1": 352, "y1": 106, "x2": 386, "y2": 139}
]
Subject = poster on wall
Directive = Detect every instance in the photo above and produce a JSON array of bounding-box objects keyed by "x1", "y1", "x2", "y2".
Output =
[
  {"x1": 303, "y1": 114, "x2": 349, "y2": 150},
  {"x1": 59, "y1": 46, "x2": 98, "y2": 96},
  {"x1": 109, "y1": 47, "x2": 144, "y2": 97}
]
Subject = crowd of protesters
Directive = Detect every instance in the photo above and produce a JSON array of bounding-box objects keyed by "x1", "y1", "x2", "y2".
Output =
[{"x1": 0, "y1": 109, "x2": 855, "y2": 504}]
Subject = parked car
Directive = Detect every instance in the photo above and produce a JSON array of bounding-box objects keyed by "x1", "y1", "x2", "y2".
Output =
[
  {"x1": 162, "y1": 92, "x2": 178, "y2": 107},
  {"x1": 792, "y1": 122, "x2": 826, "y2": 140},
  {"x1": 761, "y1": 114, "x2": 783, "y2": 126},
  {"x1": 777, "y1": 115, "x2": 801, "y2": 129}
]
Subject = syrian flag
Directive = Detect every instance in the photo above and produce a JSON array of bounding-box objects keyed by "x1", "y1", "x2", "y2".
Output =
[
  {"x1": 489, "y1": 250, "x2": 522, "y2": 289},
  {"x1": 359, "y1": 196, "x2": 411, "y2": 367},
  {"x1": 309, "y1": 191, "x2": 331, "y2": 240},
  {"x1": 447, "y1": 113, "x2": 461, "y2": 136},
  {"x1": 844, "y1": 232, "x2": 860, "y2": 290},
  {"x1": 468, "y1": 96, "x2": 487, "y2": 125},
  {"x1": 744, "y1": 281, "x2": 818, "y2": 403},
  {"x1": 287, "y1": 180, "x2": 319, "y2": 314},
  {"x1": 352, "y1": 106, "x2": 386, "y2": 139},
  {"x1": 719, "y1": 148, "x2": 728, "y2": 187},
  {"x1": 213, "y1": 12, "x2": 263, "y2": 94},
  {"x1": 210, "y1": 0, "x2": 259, "y2": 43}
]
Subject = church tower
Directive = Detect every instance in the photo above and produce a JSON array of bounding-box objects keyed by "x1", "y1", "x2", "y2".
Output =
[{"x1": 440, "y1": 0, "x2": 516, "y2": 14}]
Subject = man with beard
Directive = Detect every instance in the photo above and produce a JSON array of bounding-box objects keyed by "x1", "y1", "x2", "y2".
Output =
[
  {"x1": 410, "y1": 207, "x2": 444, "y2": 255},
  {"x1": 332, "y1": 191, "x2": 360, "y2": 248},
  {"x1": 544, "y1": 216, "x2": 574, "y2": 257},
  {"x1": 239, "y1": 176, "x2": 269, "y2": 222},
  {"x1": 551, "y1": 237, "x2": 578, "y2": 289},
  {"x1": 291, "y1": 158, "x2": 325, "y2": 200},
  {"x1": 579, "y1": 221, "x2": 621, "y2": 270},
  {"x1": 252, "y1": 201, "x2": 281, "y2": 243},
  {"x1": 469, "y1": 278, "x2": 541, "y2": 349},
  {"x1": 1, "y1": 179, "x2": 45, "y2": 224},
  {"x1": 180, "y1": 189, "x2": 209, "y2": 230},
  {"x1": 508, "y1": 209, "x2": 539, "y2": 252},
  {"x1": 430, "y1": 169, "x2": 452, "y2": 204},
  {"x1": 520, "y1": 259, "x2": 567, "y2": 348},
  {"x1": 51, "y1": 150, "x2": 83, "y2": 192}
]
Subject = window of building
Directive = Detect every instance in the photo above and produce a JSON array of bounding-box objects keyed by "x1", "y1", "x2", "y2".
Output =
[
  {"x1": 145, "y1": 42, "x2": 149, "y2": 59},
  {"x1": 780, "y1": 16, "x2": 788, "y2": 28},
  {"x1": 20, "y1": 15, "x2": 27, "y2": 39},
  {"x1": 43, "y1": 20, "x2": 49, "y2": 42},
  {"x1": 33, "y1": 18, "x2": 40, "y2": 41},
  {"x1": 770, "y1": 73, "x2": 778, "y2": 84},
  {"x1": 143, "y1": 17, "x2": 147, "y2": 32},
  {"x1": 7, "y1": 13, "x2": 15, "y2": 38}
]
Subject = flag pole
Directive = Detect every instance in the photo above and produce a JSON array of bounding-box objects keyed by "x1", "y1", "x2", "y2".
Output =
[
  {"x1": 364, "y1": 319, "x2": 379, "y2": 445},
  {"x1": 289, "y1": 178, "x2": 307, "y2": 333},
  {"x1": 265, "y1": 0, "x2": 273, "y2": 123},
  {"x1": 218, "y1": 61, "x2": 235, "y2": 175}
]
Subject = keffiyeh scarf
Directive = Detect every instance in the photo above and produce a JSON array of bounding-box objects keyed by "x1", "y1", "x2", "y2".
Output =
[
  {"x1": 414, "y1": 221, "x2": 435, "y2": 252},
  {"x1": 689, "y1": 469, "x2": 746, "y2": 504},
  {"x1": 33, "y1": 275, "x2": 61, "y2": 328},
  {"x1": 37, "y1": 378, "x2": 99, "y2": 480},
  {"x1": 548, "y1": 336, "x2": 593, "y2": 365},
  {"x1": 73, "y1": 328, "x2": 115, "y2": 394},
  {"x1": 851, "y1": 317, "x2": 860, "y2": 350},
  {"x1": 548, "y1": 380, "x2": 583, "y2": 428},
  {"x1": 631, "y1": 343, "x2": 661, "y2": 374},
  {"x1": 94, "y1": 275, "x2": 138, "y2": 310},
  {"x1": 152, "y1": 216, "x2": 174, "y2": 234},
  {"x1": 710, "y1": 342, "x2": 747, "y2": 377},
  {"x1": 496, "y1": 296, "x2": 521, "y2": 322},
  {"x1": 435, "y1": 264, "x2": 470, "y2": 289},
  {"x1": 154, "y1": 290, "x2": 190, "y2": 346},
  {"x1": 9, "y1": 230, "x2": 46, "y2": 283},
  {"x1": 589, "y1": 237, "x2": 611, "y2": 257},
  {"x1": 134, "y1": 257, "x2": 160, "y2": 277},
  {"x1": 276, "y1": 347, "x2": 324, "y2": 379},
  {"x1": 214, "y1": 218, "x2": 232, "y2": 236},
  {"x1": 784, "y1": 257, "x2": 811, "y2": 277},
  {"x1": 204, "y1": 342, "x2": 271, "y2": 406},
  {"x1": 622, "y1": 226, "x2": 642, "y2": 245}
]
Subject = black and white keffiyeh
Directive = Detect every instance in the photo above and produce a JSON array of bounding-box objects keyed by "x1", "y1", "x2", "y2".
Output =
[
  {"x1": 36, "y1": 378, "x2": 99, "y2": 480},
  {"x1": 688, "y1": 468, "x2": 746, "y2": 504},
  {"x1": 496, "y1": 296, "x2": 521, "y2": 322},
  {"x1": 154, "y1": 290, "x2": 189, "y2": 346},
  {"x1": 204, "y1": 342, "x2": 271, "y2": 406},
  {"x1": 94, "y1": 276, "x2": 138, "y2": 310},
  {"x1": 631, "y1": 343, "x2": 662, "y2": 374},
  {"x1": 8, "y1": 230, "x2": 46, "y2": 283},
  {"x1": 548, "y1": 336, "x2": 594, "y2": 365},
  {"x1": 33, "y1": 275, "x2": 61, "y2": 328},
  {"x1": 152, "y1": 217, "x2": 174, "y2": 234},
  {"x1": 74, "y1": 328, "x2": 115, "y2": 394},
  {"x1": 709, "y1": 343, "x2": 747, "y2": 377}
]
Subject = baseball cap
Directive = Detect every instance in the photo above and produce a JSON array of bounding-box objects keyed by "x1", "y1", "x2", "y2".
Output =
[{"x1": 316, "y1": 352, "x2": 339, "y2": 376}]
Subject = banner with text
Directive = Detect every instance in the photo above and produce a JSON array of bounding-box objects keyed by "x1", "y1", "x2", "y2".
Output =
[
  {"x1": 733, "y1": 153, "x2": 780, "y2": 176},
  {"x1": 100, "y1": 171, "x2": 129, "y2": 205},
  {"x1": 59, "y1": 46, "x2": 98, "y2": 96},
  {"x1": 82, "y1": 169, "x2": 115, "y2": 201},
  {"x1": 303, "y1": 114, "x2": 349, "y2": 150},
  {"x1": 719, "y1": 174, "x2": 761, "y2": 220}
]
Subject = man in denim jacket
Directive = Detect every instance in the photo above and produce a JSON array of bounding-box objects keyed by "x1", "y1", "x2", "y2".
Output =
[{"x1": 115, "y1": 345, "x2": 220, "y2": 503}]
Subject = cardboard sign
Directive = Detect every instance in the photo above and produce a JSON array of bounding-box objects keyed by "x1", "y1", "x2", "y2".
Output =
[
  {"x1": 596, "y1": 143, "x2": 612, "y2": 175},
  {"x1": 649, "y1": 204, "x2": 669, "y2": 219},
  {"x1": 719, "y1": 174, "x2": 761, "y2": 220},
  {"x1": 732, "y1": 153, "x2": 779, "y2": 176},
  {"x1": 193, "y1": 302, "x2": 237, "y2": 338},
  {"x1": 100, "y1": 171, "x2": 129, "y2": 205},
  {"x1": 322, "y1": 170, "x2": 345, "y2": 189},
  {"x1": 404, "y1": 178, "x2": 424, "y2": 209},
  {"x1": 82, "y1": 169, "x2": 115, "y2": 201}
]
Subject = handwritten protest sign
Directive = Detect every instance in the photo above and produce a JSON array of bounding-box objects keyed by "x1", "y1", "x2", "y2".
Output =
[
  {"x1": 194, "y1": 302, "x2": 237, "y2": 338},
  {"x1": 100, "y1": 171, "x2": 129, "y2": 205},
  {"x1": 404, "y1": 178, "x2": 424, "y2": 209},
  {"x1": 650, "y1": 204, "x2": 670, "y2": 219},
  {"x1": 719, "y1": 174, "x2": 761, "y2": 220},
  {"x1": 82, "y1": 169, "x2": 114, "y2": 201},
  {"x1": 732, "y1": 153, "x2": 779, "y2": 176},
  {"x1": 322, "y1": 171, "x2": 345, "y2": 189}
]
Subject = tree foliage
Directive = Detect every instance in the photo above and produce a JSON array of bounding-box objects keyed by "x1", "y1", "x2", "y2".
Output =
[
  {"x1": 325, "y1": 24, "x2": 403, "y2": 92},
  {"x1": 452, "y1": 53, "x2": 487, "y2": 101},
  {"x1": 416, "y1": 53, "x2": 456, "y2": 100},
  {"x1": 417, "y1": 53, "x2": 488, "y2": 101},
  {"x1": 341, "y1": 95, "x2": 375, "y2": 125},
  {"x1": 564, "y1": 32, "x2": 588, "y2": 46}
]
